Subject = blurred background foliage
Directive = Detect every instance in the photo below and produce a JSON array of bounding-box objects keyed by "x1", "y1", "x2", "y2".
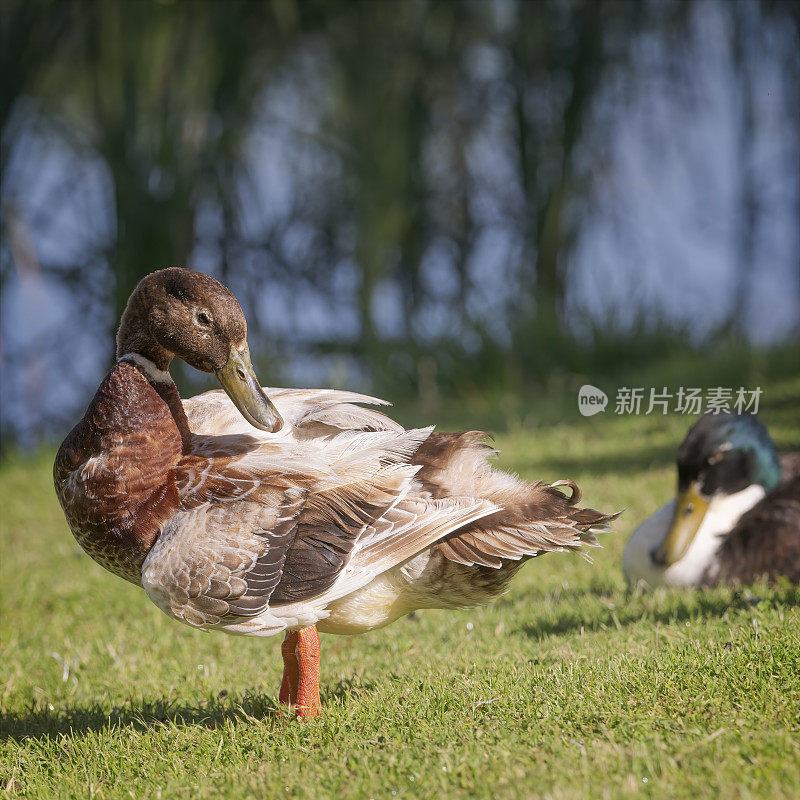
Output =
[{"x1": 1, "y1": 0, "x2": 799, "y2": 446}]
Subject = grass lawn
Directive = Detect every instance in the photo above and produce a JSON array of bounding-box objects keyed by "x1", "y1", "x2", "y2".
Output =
[{"x1": 2, "y1": 372, "x2": 799, "y2": 799}]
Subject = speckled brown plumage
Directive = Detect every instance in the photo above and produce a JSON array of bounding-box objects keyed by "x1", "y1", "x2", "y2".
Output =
[{"x1": 53, "y1": 359, "x2": 183, "y2": 584}]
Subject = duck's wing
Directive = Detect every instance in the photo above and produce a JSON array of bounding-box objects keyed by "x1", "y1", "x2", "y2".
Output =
[
  {"x1": 315, "y1": 494, "x2": 499, "y2": 606},
  {"x1": 147, "y1": 394, "x2": 615, "y2": 634},
  {"x1": 142, "y1": 484, "x2": 307, "y2": 631},
  {"x1": 143, "y1": 467, "x2": 496, "y2": 634},
  {"x1": 143, "y1": 400, "x2": 499, "y2": 634}
]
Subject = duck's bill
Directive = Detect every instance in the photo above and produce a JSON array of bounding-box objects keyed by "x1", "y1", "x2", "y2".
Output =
[
  {"x1": 215, "y1": 345, "x2": 283, "y2": 433},
  {"x1": 654, "y1": 482, "x2": 709, "y2": 566}
]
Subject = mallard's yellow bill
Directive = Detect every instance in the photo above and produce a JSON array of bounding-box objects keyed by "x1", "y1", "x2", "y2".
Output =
[
  {"x1": 215, "y1": 345, "x2": 283, "y2": 433},
  {"x1": 654, "y1": 483, "x2": 710, "y2": 566}
]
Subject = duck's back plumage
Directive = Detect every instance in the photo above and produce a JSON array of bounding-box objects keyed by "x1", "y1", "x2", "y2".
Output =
[
  {"x1": 709, "y1": 455, "x2": 800, "y2": 585},
  {"x1": 137, "y1": 388, "x2": 613, "y2": 636}
]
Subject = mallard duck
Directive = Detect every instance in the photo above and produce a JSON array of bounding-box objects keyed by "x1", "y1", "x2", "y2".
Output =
[
  {"x1": 55, "y1": 267, "x2": 615, "y2": 719},
  {"x1": 623, "y1": 413, "x2": 800, "y2": 588}
]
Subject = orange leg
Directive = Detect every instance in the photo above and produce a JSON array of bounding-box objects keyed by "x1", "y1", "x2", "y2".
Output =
[
  {"x1": 279, "y1": 631, "x2": 299, "y2": 706},
  {"x1": 295, "y1": 626, "x2": 321, "y2": 720}
]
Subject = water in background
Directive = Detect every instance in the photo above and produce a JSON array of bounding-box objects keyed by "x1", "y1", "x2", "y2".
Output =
[{"x1": 1, "y1": 0, "x2": 798, "y2": 445}]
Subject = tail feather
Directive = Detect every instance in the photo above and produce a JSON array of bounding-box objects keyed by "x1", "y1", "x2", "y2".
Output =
[{"x1": 411, "y1": 431, "x2": 619, "y2": 568}]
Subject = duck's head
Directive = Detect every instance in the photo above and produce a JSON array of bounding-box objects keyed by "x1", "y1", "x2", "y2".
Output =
[
  {"x1": 116, "y1": 267, "x2": 283, "y2": 433},
  {"x1": 652, "y1": 412, "x2": 781, "y2": 567}
]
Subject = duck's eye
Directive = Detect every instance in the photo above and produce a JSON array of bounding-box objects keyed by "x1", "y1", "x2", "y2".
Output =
[{"x1": 196, "y1": 311, "x2": 212, "y2": 327}]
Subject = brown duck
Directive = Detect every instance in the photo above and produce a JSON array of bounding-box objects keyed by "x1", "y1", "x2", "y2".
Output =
[{"x1": 55, "y1": 268, "x2": 616, "y2": 719}]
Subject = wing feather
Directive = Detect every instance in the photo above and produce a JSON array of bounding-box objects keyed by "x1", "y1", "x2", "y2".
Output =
[{"x1": 144, "y1": 389, "x2": 618, "y2": 637}]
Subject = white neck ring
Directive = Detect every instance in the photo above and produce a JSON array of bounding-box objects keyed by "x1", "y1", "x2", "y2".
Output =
[{"x1": 119, "y1": 353, "x2": 174, "y2": 384}]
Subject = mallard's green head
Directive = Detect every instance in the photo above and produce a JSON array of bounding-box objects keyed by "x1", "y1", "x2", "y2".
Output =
[
  {"x1": 677, "y1": 413, "x2": 781, "y2": 496},
  {"x1": 652, "y1": 413, "x2": 780, "y2": 566}
]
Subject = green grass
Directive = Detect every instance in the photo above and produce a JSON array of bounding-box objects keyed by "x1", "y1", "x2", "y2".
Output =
[{"x1": 2, "y1": 373, "x2": 799, "y2": 799}]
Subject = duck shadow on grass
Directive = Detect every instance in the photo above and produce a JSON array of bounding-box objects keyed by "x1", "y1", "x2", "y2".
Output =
[
  {"x1": 0, "y1": 678, "x2": 376, "y2": 743},
  {"x1": 518, "y1": 581, "x2": 800, "y2": 640}
]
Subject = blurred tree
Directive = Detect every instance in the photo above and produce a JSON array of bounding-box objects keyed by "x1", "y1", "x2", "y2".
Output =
[
  {"x1": 62, "y1": 0, "x2": 293, "y2": 327},
  {"x1": 324, "y1": 0, "x2": 482, "y2": 362},
  {"x1": 507, "y1": 0, "x2": 609, "y2": 366},
  {"x1": 0, "y1": 0, "x2": 76, "y2": 159}
]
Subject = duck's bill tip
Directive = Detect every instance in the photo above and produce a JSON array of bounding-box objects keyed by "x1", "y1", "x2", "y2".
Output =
[{"x1": 215, "y1": 346, "x2": 283, "y2": 433}]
